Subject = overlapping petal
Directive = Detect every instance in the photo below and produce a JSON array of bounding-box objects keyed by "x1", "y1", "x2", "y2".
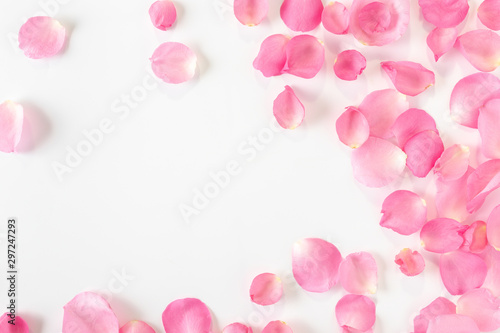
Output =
[
  {"x1": 0, "y1": 101, "x2": 24, "y2": 153},
  {"x1": 283, "y1": 35, "x2": 325, "y2": 79},
  {"x1": 335, "y1": 295, "x2": 376, "y2": 332},
  {"x1": 413, "y1": 297, "x2": 456, "y2": 333},
  {"x1": 466, "y1": 159, "x2": 500, "y2": 213},
  {"x1": 436, "y1": 166, "x2": 473, "y2": 222},
  {"x1": 334, "y1": 50, "x2": 366, "y2": 81},
  {"x1": 391, "y1": 108, "x2": 438, "y2": 148},
  {"x1": 234, "y1": 0, "x2": 268, "y2": 26},
  {"x1": 456, "y1": 288, "x2": 500, "y2": 331},
  {"x1": 461, "y1": 221, "x2": 488, "y2": 253},
  {"x1": 249, "y1": 273, "x2": 283, "y2": 306},
  {"x1": 280, "y1": 0, "x2": 323, "y2": 32},
  {"x1": 162, "y1": 298, "x2": 211, "y2": 333},
  {"x1": 487, "y1": 205, "x2": 500, "y2": 250},
  {"x1": 427, "y1": 314, "x2": 480, "y2": 333},
  {"x1": 150, "y1": 42, "x2": 197, "y2": 84},
  {"x1": 434, "y1": 144, "x2": 470, "y2": 181},
  {"x1": 381, "y1": 61, "x2": 435, "y2": 96},
  {"x1": 120, "y1": 321, "x2": 156, "y2": 333},
  {"x1": 478, "y1": 0, "x2": 500, "y2": 31},
  {"x1": 322, "y1": 2, "x2": 349, "y2": 35},
  {"x1": 0, "y1": 313, "x2": 29, "y2": 333},
  {"x1": 253, "y1": 34, "x2": 289, "y2": 77},
  {"x1": 336, "y1": 107, "x2": 370, "y2": 148},
  {"x1": 420, "y1": 218, "x2": 466, "y2": 253},
  {"x1": 482, "y1": 247, "x2": 500, "y2": 296},
  {"x1": 273, "y1": 85, "x2": 305, "y2": 130},
  {"x1": 404, "y1": 130, "x2": 444, "y2": 178},
  {"x1": 427, "y1": 27, "x2": 458, "y2": 62},
  {"x1": 223, "y1": 323, "x2": 253, "y2": 333},
  {"x1": 262, "y1": 321, "x2": 292, "y2": 333},
  {"x1": 418, "y1": 0, "x2": 469, "y2": 28},
  {"x1": 149, "y1": 0, "x2": 177, "y2": 30},
  {"x1": 395, "y1": 248, "x2": 425, "y2": 276},
  {"x1": 18, "y1": 16, "x2": 66, "y2": 59},
  {"x1": 455, "y1": 30, "x2": 500, "y2": 72},
  {"x1": 339, "y1": 252, "x2": 378, "y2": 294},
  {"x1": 439, "y1": 251, "x2": 488, "y2": 295},
  {"x1": 380, "y1": 190, "x2": 427, "y2": 235},
  {"x1": 479, "y1": 99, "x2": 500, "y2": 159}
]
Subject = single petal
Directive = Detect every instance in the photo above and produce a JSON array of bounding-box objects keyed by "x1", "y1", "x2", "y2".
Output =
[
  {"x1": 336, "y1": 107, "x2": 370, "y2": 148},
  {"x1": 391, "y1": 108, "x2": 438, "y2": 148},
  {"x1": 420, "y1": 218, "x2": 466, "y2": 253},
  {"x1": 280, "y1": 0, "x2": 323, "y2": 32},
  {"x1": 434, "y1": 144, "x2": 470, "y2": 181},
  {"x1": 162, "y1": 298, "x2": 211, "y2": 333},
  {"x1": 479, "y1": 98, "x2": 500, "y2": 159},
  {"x1": 339, "y1": 252, "x2": 378, "y2": 294},
  {"x1": 120, "y1": 321, "x2": 156, "y2": 333},
  {"x1": 487, "y1": 205, "x2": 500, "y2": 250},
  {"x1": 334, "y1": 50, "x2": 366, "y2": 81},
  {"x1": 283, "y1": 35, "x2": 325, "y2": 79},
  {"x1": 351, "y1": 137, "x2": 407, "y2": 188},
  {"x1": 404, "y1": 130, "x2": 444, "y2": 178},
  {"x1": 149, "y1": 1, "x2": 177, "y2": 31},
  {"x1": 482, "y1": 246, "x2": 500, "y2": 297},
  {"x1": 478, "y1": 0, "x2": 500, "y2": 31},
  {"x1": 62, "y1": 292, "x2": 119, "y2": 333},
  {"x1": 222, "y1": 323, "x2": 253, "y2": 333},
  {"x1": 322, "y1": 2, "x2": 349, "y2": 35},
  {"x1": 0, "y1": 313, "x2": 29, "y2": 333},
  {"x1": 0, "y1": 101, "x2": 24, "y2": 153},
  {"x1": 466, "y1": 159, "x2": 500, "y2": 213},
  {"x1": 18, "y1": 16, "x2": 66, "y2": 59},
  {"x1": 381, "y1": 61, "x2": 435, "y2": 96},
  {"x1": 253, "y1": 34, "x2": 290, "y2": 78},
  {"x1": 427, "y1": 314, "x2": 480, "y2": 333},
  {"x1": 455, "y1": 29, "x2": 500, "y2": 72},
  {"x1": 273, "y1": 85, "x2": 305, "y2": 130},
  {"x1": 234, "y1": 0, "x2": 268, "y2": 26},
  {"x1": 413, "y1": 297, "x2": 456, "y2": 333},
  {"x1": 457, "y1": 288, "x2": 500, "y2": 331},
  {"x1": 150, "y1": 42, "x2": 197, "y2": 84},
  {"x1": 292, "y1": 238, "x2": 343, "y2": 293},
  {"x1": 461, "y1": 221, "x2": 488, "y2": 253},
  {"x1": 395, "y1": 248, "x2": 425, "y2": 276},
  {"x1": 249, "y1": 273, "x2": 283, "y2": 306},
  {"x1": 418, "y1": 0, "x2": 469, "y2": 28},
  {"x1": 335, "y1": 295, "x2": 376, "y2": 332},
  {"x1": 261, "y1": 321, "x2": 292, "y2": 333},
  {"x1": 436, "y1": 166, "x2": 474, "y2": 222},
  {"x1": 439, "y1": 251, "x2": 488, "y2": 295},
  {"x1": 427, "y1": 27, "x2": 458, "y2": 62},
  {"x1": 380, "y1": 190, "x2": 427, "y2": 235}
]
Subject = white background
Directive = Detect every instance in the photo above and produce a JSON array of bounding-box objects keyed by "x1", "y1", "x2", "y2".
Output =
[{"x1": 1, "y1": 0, "x2": 499, "y2": 332}]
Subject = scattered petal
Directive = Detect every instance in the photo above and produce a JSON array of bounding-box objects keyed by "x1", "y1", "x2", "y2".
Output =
[
  {"x1": 455, "y1": 29, "x2": 500, "y2": 72},
  {"x1": 149, "y1": 0, "x2": 177, "y2": 30},
  {"x1": 436, "y1": 166, "x2": 474, "y2": 222},
  {"x1": 223, "y1": 323, "x2": 253, "y2": 333},
  {"x1": 322, "y1": 2, "x2": 349, "y2": 34},
  {"x1": 18, "y1": 16, "x2": 66, "y2": 59},
  {"x1": 418, "y1": 0, "x2": 469, "y2": 28},
  {"x1": 339, "y1": 252, "x2": 378, "y2": 294},
  {"x1": 420, "y1": 218, "x2": 466, "y2": 253},
  {"x1": 381, "y1": 61, "x2": 435, "y2": 96},
  {"x1": 273, "y1": 85, "x2": 305, "y2": 130},
  {"x1": 404, "y1": 130, "x2": 444, "y2": 178},
  {"x1": 461, "y1": 221, "x2": 488, "y2": 253},
  {"x1": 253, "y1": 34, "x2": 290, "y2": 77},
  {"x1": 456, "y1": 288, "x2": 500, "y2": 331},
  {"x1": 413, "y1": 297, "x2": 456, "y2": 333},
  {"x1": 336, "y1": 107, "x2": 370, "y2": 148},
  {"x1": 283, "y1": 35, "x2": 325, "y2": 79},
  {"x1": 280, "y1": 0, "x2": 323, "y2": 32},
  {"x1": 395, "y1": 248, "x2": 425, "y2": 276},
  {"x1": 162, "y1": 298, "x2": 211, "y2": 333},
  {"x1": 479, "y1": 98, "x2": 500, "y2": 159},
  {"x1": 249, "y1": 273, "x2": 283, "y2": 306},
  {"x1": 487, "y1": 205, "x2": 500, "y2": 250},
  {"x1": 467, "y1": 159, "x2": 500, "y2": 213},
  {"x1": 234, "y1": 0, "x2": 268, "y2": 26},
  {"x1": 334, "y1": 50, "x2": 366, "y2": 81},
  {"x1": 434, "y1": 144, "x2": 470, "y2": 181},
  {"x1": 120, "y1": 321, "x2": 156, "y2": 333},
  {"x1": 0, "y1": 101, "x2": 24, "y2": 153},
  {"x1": 150, "y1": 42, "x2": 197, "y2": 84},
  {"x1": 262, "y1": 321, "x2": 292, "y2": 333},
  {"x1": 439, "y1": 251, "x2": 488, "y2": 295},
  {"x1": 427, "y1": 314, "x2": 480, "y2": 333},
  {"x1": 482, "y1": 246, "x2": 500, "y2": 297},
  {"x1": 478, "y1": 0, "x2": 500, "y2": 31},
  {"x1": 380, "y1": 190, "x2": 427, "y2": 235},
  {"x1": 335, "y1": 294, "x2": 376, "y2": 332},
  {"x1": 427, "y1": 27, "x2": 458, "y2": 62},
  {"x1": 0, "y1": 313, "x2": 29, "y2": 333},
  {"x1": 391, "y1": 108, "x2": 438, "y2": 148}
]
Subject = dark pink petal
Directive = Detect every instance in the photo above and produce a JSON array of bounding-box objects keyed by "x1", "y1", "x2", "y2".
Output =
[
  {"x1": 0, "y1": 313, "x2": 29, "y2": 333},
  {"x1": 18, "y1": 16, "x2": 66, "y2": 59},
  {"x1": 478, "y1": 0, "x2": 500, "y2": 31},
  {"x1": 253, "y1": 34, "x2": 289, "y2": 78},
  {"x1": 434, "y1": 144, "x2": 470, "y2": 181},
  {"x1": 249, "y1": 273, "x2": 283, "y2": 305},
  {"x1": 283, "y1": 35, "x2": 325, "y2": 79},
  {"x1": 427, "y1": 314, "x2": 480, "y2": 333},
  {"x1": 457, "y1": 288, "x2": 500, "y2": 331},
  {"x1": 62, "y1": 292, "x2": 119, "y2": 333},
  {"x1": 404, "y1": 130, "x2": 444, "y2": 178},
  {"x1": 427, "y1": 27, "x2": 458, "y2": 62},
  {"x1": 395, "y1": 248, "x2": 425, "y2": 276},
  {"x1": 334, "y1": 50, "x2": 366, "y2": 81},
  {"x1": 487, "y1": 205, "x2": 500, "y2": 250},
  {"x1": 418, "y1": 0, "x2": 469, "y2": 28},
  {"x1": 322, "y1": 2, "x2": 349, "y2": 35},
  {"x1": 349, "y1": 0, "x2": 410, "y2": 46},
  {"x1": 413, "y1": 297, "x2": 456, "y2": 333},
  {"x1": 461, "y1": 221, "x2": 488, "y2": 253},
  {"x1": 0, "y1": 101, "x2": 24, "y2": 153},
  {"x1": 436, "y1": 166, "x2": 474, "y2": 222},
  {"x1": 120, "y1": 321, "x2": 155, "y2": 333},
  {"x1": 479, "y1": 99, "x2": 500, "y2": 159},
  {"x1": 150, "y1": 42, "x2": 197, "y2": 84},
  {"x1": 280, "y1": 0, "x2": 323, "y2": 32},
  {"x1": 162, "y1": 298, "x2": 211, "y2": 333},
  {"x1": 380, "y1": 190, "x2": 427, "y2": 235},
  {"x1": 273, "y1": 86, "x2": 305, "y2": 130},
  {"x1": 391, "y1": 108, "x2": 438, "y2": 148},
  {"x1": 381, "y1": 61, "x2": 435, "y2": 96},
  {"x1": 467, "y1": 159, "x2": 500, "y2": 213},
  {"x1": 336, "y1": 107, "x2": 370, "y2": 148},
  {"x1": 292, "y1": 238, "x2": 343, "y2": 293},
  {"x1": 482, "y1": 247, "x2": 500, "y2": 296},
  {"x1": 440, "y1": 251, "x2": 488, "y2": 295},
  {"x1": 335, "y1": 295, "x2": 376, "y2": 332},
  {"x1": 261, "y1": 321, "x2": 292, "y2": 333},
  {"x1": 223, "y1": 323, "x2": 253, "y2": 333},
  {"x1": 455, "y1": 29, "x2": 500, "y2": 72},
  {"x1": 339, "y1": 252, "x2": 378, "y2": 294},
  {"x1": 420, "y1": 218, "x2": 466, "y2": 253},
  {"x1": 351, "y1": 137, "x2": 407, "y2": 187},
  {"x1": 149, "y1": 1, "x2": 177, "y2": 30},
  {"x1": 234, "y1": 0, "x2": 268, "y2": 26}
]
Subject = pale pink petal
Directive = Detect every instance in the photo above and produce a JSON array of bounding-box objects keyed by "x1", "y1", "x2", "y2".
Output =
[
  {"x1": 283, "y1": 35, "x2": 325, "y2": 79},
  {"x1": 418, "y1": 0, "x2": 469, "y2": 28},
  {"x1": 62, "y1": 292, "x2": 119, "y2": 333},
  {"x1": 292, "y1": 238, "x2": 343, "y2": 293},
  {"x1": 339, "y1": 252, "x2": 377, "y2": 294},
  {"x1": 391, "y1": 108, "x2": 438, "y2": 148},
  {"x1": 0, "y1": 313, "x2": 29, "y2": 333},
  {"x1": 273, "y1": 85, "x2": 305, "y2": 130},
  {"x1": 381, "y1": 61, "x2": 435, "y2": 96},
  {"x1": 478, "y1": 0, "x2": 500, "y2": 31},
  {"x1": 253, "y1": 34, "x2": 289, "y2": 78},
  {"x1": 335, "y1": 295, "x2": 376, "y2": 332},
  {"x1": 413, "y1": 297, "x2": 456, "y2": 333},
  {"x1": 482, "y1": 246, "x2": 500, "y2": 296},
  {"x1": 358, "y1": 89, "x2": 409, "y2": 139},
  {"x1": 440, "y1": 251, "x2": 488, "y2": 295},
  {"x1": 149, "y1": 1, "x2": 177, "y2": 30},
  {"x1": 0, "y1": 101, "x2": 24, "y2": 153},
  {"x1": 120, "y1": 321, "x2": 156, "y2": 333},
  {"x1": 427, "y1": 314, "x2": 480, "y2": 333},
  {"x1": 380, "y1": 190, "x2": 427, "y2": 235},
  {"x1": 234, "y1": 0, "x2": 268, "y2": 26},
  {"x1": 262, "y1": 321, "x2": 292, "y2": 333},
  {"x1": 427, "y1": 27, "x2": 458, "y2": 62},
  {"x1": 351, "y1": 137, "x2": 407, "y2": 188},
  {"x1": 162, "y1": 298, "x2": 211, "y2": 333},
  {"x1": 223, "y1": 323, "x2": 253, "y2": 333},
  {"x1": 467, "y1": 159, "x2": 500, "y2": 213},
  {"x1": 249, "y1": 273, "x2": 283, "y2": 306},
  {"x1": 420, "y1": 218, "x2": 466, "y2": 253},
  {"x1": 334, "y1": 50, "x2": 366, "y2": 81},
  {"x1": 455, "y1": 29, "x2": 500, "y2": 72},
  {"x1": 434, "y1": 144, "x2": 470, "y2": 181},
  {"x1": 150, "y1": 42, "x2": 197, "y2": 84},
  {"x1": 479, "y1": 99, "x2": 500, "y2": 159},
  {"x1": 487, "y1": 205, "x2": 500, "y2": 250},
  {"x1": 280, "y1": 0, "x2": 323, "y2": 32},
  {"x1": 461, "y1": 221, "x2": 488, "y2": 253},
  {"x1": 395, "y1": 248, "x2": 425, "y2": 276},
  {"x1": 436, "y1": 166, "x2": 474, "y2": 222},
  {"x1": 450, "y1": 73, "x2": 500, "y2": 128},
  {"x1": 404, "y1": 130, "x2": 444, "y2": 178},
  {"x1": 18, "y1": 16, "x2": 66, "y2": 59},
  {"x1": 336, "y1": 107, "x2": 370, "y2": 148},
  {"x1": 322, "y1": 2, "x2": 349, "y2": 34},
  {"x1": 457, "y1": 288, "x2": 500, "y2": 331},
  {"x1": 349, "y1": 0, "x2": 410, "y2": 46}
]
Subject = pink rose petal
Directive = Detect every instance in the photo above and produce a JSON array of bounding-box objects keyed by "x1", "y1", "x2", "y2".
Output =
[
  {"x1": 479, "y1": 99, "x2": 500, "y2": 159},
  {"x1": 427, "y1": 314, "x2": 480, "y2": 333},
  {"x1": 487, "y1": 205, "x2": 500, "y2": 250},
  {"x1": 391, "y1": 108, "x2": 438, "y2": 148},
  {"x1": 62, "y1": 292, "x2": 119, "y2": 333},
  {"x1": 280, "y1": 0, "x2": 323, "y2": 32},
  {"x1": 427, "y1": 27, "x2": 458, "y2": 62},
  {"x1": 322, "y1": 2, "x2": 349, "y2": 35},
  {"x1": 380, "y1": 190, "x2": 427, "y2": 235},
  {"x1": 413, "y1": 297, "x2": 456, "y2": 333},
  {"x1": 436, "y1": 166, "x2": 474, "y2": 222},
  {"x1": 420, "y1": 218, "x2": 466, "y2": 253},
  {"x1": 482, "y1": 246, "x2": 500, "y2": 296},
  {"x1": 478, "y1": 0, "x2": 500, "y2": 31},
  {"x1": 334, "y1": 50, "x2": 366, "y2": 81},
  {"x1": 249, "y1": 273, "x2": 283, "y2": 306},
  {"x1": 336, "y1": 107, "x2": 370, "y2": 148},
  {"x1": 434, "y1": 144, "x2": 470, "y2": 181},
  {"x1": 461, "y1": 221, "x2": 488, "y2": 253},
  {"x1": 150, "y1": 42, "x2": 197, "y2": 84},
  {"x1": 335, "y1": 294, "x2": 376, "y2": 332},
  {"x1": 234, "y1": 0, "x2": 268, "y2": 26},
  {"x1": 120, "y1": 321, "x2": 156, "y2": 333},
  {"x1": 283, "y1": 35, "x2": 325, "y2": 79},
  {"x1": 292, "y1": 238, "x2": 343, "y2": 293},
  {"x1": 253, "y1": 34, "x2": 290, "y2": 78},
  {"x1": 456, "y1": 288, "x2": 500, "y2": 331},
  {"x1": 439, "y1": 251, "x2": 488, "y2": 295},
  {"x1": 418, "y1": 0, "x2": 469, "y2": 28},
  {"x1": 0, "y1": 101, "x2": 24, "y2": 153},
  {"x1": 404, "y1": 130, "x2": 444, "y2": 178},
  {"x1": 18, "y1": 16, "x2": 66, "y2": 59},
  {"x1": 162, "y1": 298, "x2": 211, "y2": 333},
  {"x1": 0, "y1": 313, "x2": 29, "y2": 333},
  {"x1": 149, "y1": 0, "x2": 177, "y2": 30},
  {"x1": 223, "y1": 323, "x2": 253, "y2": 333},
  {"x1": 262, "y1": 321, "x2": 292, "y2": 333},
  {"x1": 455, "y1": 29, "x2": 500, "y2": 72},
  {"x1": 273, "y1": 85, "x2": 305, "y2": 130},
  {"x1": 395, "y1": 248, "x2": 425, "y2": 276},
  {"x1": 467, "y1": 159, "x2": 500, "y2": 213},
  {"x1": 381, "y1": 61, "x2": 435, "y2": 96},
  {"x1": 339, "y1": 252, "x2": 378, "y2": 294}
]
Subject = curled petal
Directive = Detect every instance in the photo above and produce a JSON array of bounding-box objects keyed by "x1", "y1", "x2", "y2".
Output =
[
  {"x1": 292, "y1": 238, "x2": 343, "y2": 293},
  {"x1": 162, "y1": 298, "x2": 211, "y2": 333},
  {"x1": 483, "y1": 247, "x2": 500, "y2": 297},
  {"x1": 334, "y1": 50, "x2": 366, "y2": 81},
  {"x1": 461, "y1": 221, "x2": 488, "y2": 253},
  {"x1": 273, "y1": 86, "x2": 305, "y2": 130},
  {"x1": 120, "y1": 321, "x2": 156, "y2": 333},
  {"x1": 457, "y1": 288, "x2": 500, "y2": 331},
  {"x1": 262, "y1": 321, "x2": 292, "y2": 333},
  {"x1": 322, "y1": 2, "x2": 349, "y2": 34},
  {"x1": 487, "y1": 205, "x2": 500, "y2": 250},
  {"x1": 336, "y1": 107, "x2": 370, "y2": 148},
  {"x1": 223, "y1": 323, "x2": 253, "y2": 333},
  {"x1": 284, "y1": 35, "x2": 325, "y2": 79},
  {"x1": 0, "y1": 101, "x2": 24, "y2": 153},
  {"x1": 150, "y1": 42, "x2": 197, "y2": 84},
  {"x1": 434, "y1": 144, "x2": 470, "y2": 181},
  {"x1": 0, "y1": 313, "x2": 29, "y2": 333},
  {"x1": 380, "y1": 190, "x2": 427, "y2": 235},
  {"x1": 381, "y1": 61, "x2": 435, "y2": 96},
  {"x1": 249, "y1": 273, "x2": 283, "y2": 306},
  {"x1": 149, "y1": 1, "x2": 177, "y2": 30},
  {"x1": 339, "y1": 252, "x2": 378, "y2": 294},
  {"x1": 18, "y1": 16, "x2": 66, "y2": 59},
  {"x1": 418, "y1": 0, "x2": 469, "y2": 28},
  {"x1": 280, "y1": 0, "x2": 323, "y2": 32},
  {"x1": 427, "y1": 314, "x2": 480, "y2": 333},
  {"x1": 427, "y1": 27, "x2": 458, "y2": 62},
  {"x1": 466, "y1": 159, "x2": 500, "y2": 213},
  {"x1": 420, "y1": 218, "x2": 466, "y2": 253},
  {"x1": 62, "y1": 292, "x2": 119, "y2": 333},
  {"x1": 253, "y1": 34, "x2": 289, "y2": 77},
  {"x1": 436, "y1": 166, "x2": 474, "y2": 222},
  {"x1": 440, "y1": 251, "x2": 488, "y2": 295},
  {"x1": 478, "y1": 0, "x2": 500, "y2": 31},
  {"x1": 335, "y1": 295, "x2": 376, "y2": 332},
  {"x1": 479, "y1": 99, "x2": 500, "y2": 159},
  {"x1": 234, "y1": 0, "x2": 268, "y2": 26},
  {"x1": 395, "y1": 248, "x2": 425, "y2": 276},
  {"x1": 413, "y1": 297, "x2": 456, "y2": 333},
  {"x1": 391, "y1": 108, "x2": 438, "y2": 148},
  {"x1": 404, "y1": 130, "x2": 444, "y2": 178},
  {"x1": 455, "y1": 29, "x2": 500, "y2": 72}
]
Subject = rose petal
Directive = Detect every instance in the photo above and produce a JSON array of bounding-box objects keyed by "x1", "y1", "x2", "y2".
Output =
[
  {"x1": 404, "y1": 130, "x2": 444, "y2": 178},
  {"x1": 335, "y1": 294, "x2": 376, "y2": 332},
  {"x1": 292, "y1": 238, "x2": 343, "y2": 293},
  {"x1": 456, "y1": 288, "x2": 500, "y2": 331},
  {"x1": 381, "y1": 61, "x2": 435, "y2": 96},
  {"x1": 436, "y1": 166, "x2": 474, "y2": 222},
  {"x1": 418, "y1": 0, "x2": 469, "y2": 28},
  {"x1": 336, "y1": 107, "x2": 370, "y2": 148},
  {"x1": 467, "y1": 159, "x2": 500, "y2": 213},
  {"x1": 427, "y1": 27, "x2": 458, "y2": 62},
  {"x1": 455, "y1": 29, "x2": 500, "y2": 72},
  {"x1": 434, "y1": 144, "x2": 470, "y2": 181},
  {"x1": 322, "y1": 2, "x2": 349, "y2": 34},
  {"x1": 120, "y1": 321, "x2": 156, "y2": 333},
  {"x1": 391, "y1": 108, "x2": 438, "y2": 148},
  {"x1": 262, "y1": 321, "x2": 292, "y2": 333},
  {"x1": 479, "y1": 99, "x2": 500, "y2": 159},
  {"x1": 283, "y1": 35, "x2": 325, "y2": 79},
  {"x1": 234, "y1": 0, "x2": 268, "y2": 26},
  {"x1": 440, "y1": 251, "x2": 488, "y2": 295},
  {"x1": 380, "y1": 190, "x2": 427, "y2": 235},
  {"x1": 461, "y1": 221, "x2": 488, "y2": 253},
  {"x1": 249, "y1": 273, "x2": 283, "y2": 306},
  {"x1": 487, "y1": 205, "x2": 500, "y2": 250},
  {"x1": 0, "y1": 313, "x2": 29, "y2": 333},
  {"x1": 273, "y1": 85, "x2": 305, "y2": 130},
  {"x1": 18, "y1": 16, "x2": 66, "y2": 59},
  {"x1": 253, "y1": 34, "x2": 290, "y2": 78},
  {"x1": 223, "y1": 323, "x2": 253, "y2": 333},
  {"x1": 0, "y1": 101, "x2": 24, "y2": 153},
  {"x1": 162, "y1": 298, "x2": 211, "y2": 333},
  {"x1": 334, "y1": 50, "x2": 366, "y2": 81},
  {"x1": 150, "y1": 42, "x2": 197, "y2": 84},
  {"x1": 62, "y1": 292, "x2": 119, "y2": 333},
  {"x1": 413, "y1": 297, "x2": 456, "y2": 333},
  {"x1": 149, "y1": 0, "x2": 177, "y2": 30},
  {"x1": 395, "y1": 248, "x2": 425, "y2": 276},
  {"x1": 427, "y1": 314, "x2": 480, "y2": 333},
  {"x1": 280, "y1": 0, "x2": 323, "y2": 32},
  {"x1": 478, "y1": 0, "x2": 500, "y2": 31},
  {"x1": 339, "y1": 252, "x2": 378, "y2": 294},
  {"x1": 420, "y1": 218, "x2": 466, "y2": 253},
  {"x1": 482, "y1": 246, "x2": 500, "y2": 297},
  {"x1": 351, "y1": 137, "x2": 407, "y2": 188}
]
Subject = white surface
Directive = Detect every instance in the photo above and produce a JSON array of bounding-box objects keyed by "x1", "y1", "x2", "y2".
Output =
[{"x1": 0, "y1": 0, "x2": 499, "y2": 332}]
